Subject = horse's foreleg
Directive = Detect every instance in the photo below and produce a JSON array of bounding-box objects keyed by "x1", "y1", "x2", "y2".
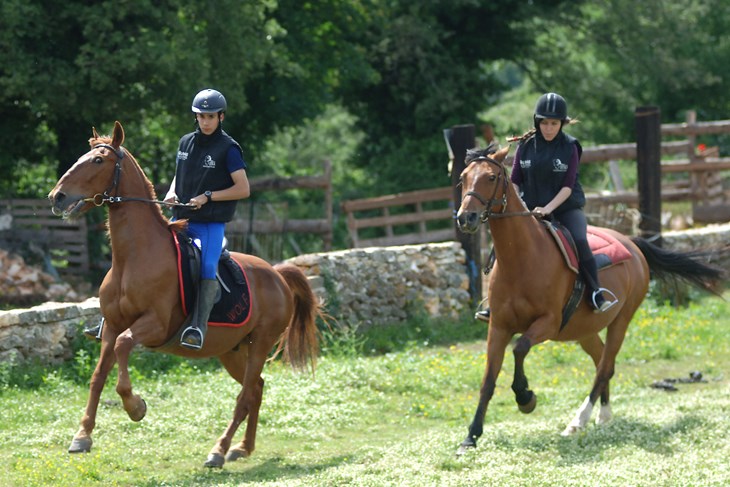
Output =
[
  {"x1": 69, "y1": 338, "x2": 117, "y2": 453},
  {"x1": 510, "y1": 316, "x2": 558, "y2": 415},
  {"x1": 114, "y1": 329, "x2": 147, "y2": 422},
  {"x1": 457, "y1": 328, "x2": 511, "y2": 455},
  {"x1": 511, "y1": 335, "x2": 537, "y2": 414}
]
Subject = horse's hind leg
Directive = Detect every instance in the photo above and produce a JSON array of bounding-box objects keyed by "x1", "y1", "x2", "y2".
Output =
[
  {"x1": 577, "y1": 334, "x2": 613, "y2": 424},
  {"x1": 205, "y1": 339, "x2": 268, "y2": 468},
  {"x1": 69, "y1": 335, "x2": 118, "y2": 453},
  {"x1": 562, "y1": 328, "x2": 625, "y2": 435}
]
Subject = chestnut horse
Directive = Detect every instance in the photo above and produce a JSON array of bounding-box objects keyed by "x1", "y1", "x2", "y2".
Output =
[
  {"x1": 455, "y1": 144, "x2": 723, "y2": 454},
  {"x1": 49, "y1": 121, "x2": 321, "y2": 468}
]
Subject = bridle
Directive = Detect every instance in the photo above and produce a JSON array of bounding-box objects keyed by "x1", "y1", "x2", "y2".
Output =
[
  {"x1": 461, "y1": 155, "x2": 534, "y2": 222},
  {"x1": 84, "y1": 143, "x2": 191, "y2": 208}
]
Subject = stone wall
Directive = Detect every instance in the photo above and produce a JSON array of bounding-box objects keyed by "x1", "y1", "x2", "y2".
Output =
[
  {"x1": 662, "y1": 223, "x2": 730, "y2": 270},
  {"x1": 0, "y1": 298, "x2": 101, "y2": 364},
  {"x1": 2, "y1": 225, "x2": 729, "y2": 365},
  {"x1": 286, "y1": 241, "x2": 471, "y2": 328}
]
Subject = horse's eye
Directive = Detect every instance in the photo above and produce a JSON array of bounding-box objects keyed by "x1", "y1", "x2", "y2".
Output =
[
  {"x1": 92, "y1": 156, "x2": 103, "y2": 164},
  {"x1": 489, "y1": 175, "x2": 497, "y2": 181}
]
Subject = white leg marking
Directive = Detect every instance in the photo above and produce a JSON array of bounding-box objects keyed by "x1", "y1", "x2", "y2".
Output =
[
  {"x1": 561, "y1": 396, "x2": 594, "y2": 436},
  {"x1": 596, "y1": 402, "x2": 613, "y2": 425}
]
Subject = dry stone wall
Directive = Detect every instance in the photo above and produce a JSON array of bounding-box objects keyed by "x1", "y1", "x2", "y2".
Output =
[
  {"x1": 2, "y1": 224, "x2": 729, "y2": 365},
  {"x1": 286, "y1": 241, "x2": 471, "y2": 328},
  {"x1": 0, "y1": 298, "x2": 100, "y2": 364}
]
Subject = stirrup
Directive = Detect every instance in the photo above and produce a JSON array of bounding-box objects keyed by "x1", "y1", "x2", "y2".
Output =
[
  {"x1": 83, "y1": 317, "x2": 104, "y2": 341},
  {"x1": 474, "y1": 309, "x2": 491, "y2": 322},
  {"x1": 180, "y1": 326, "x2": 204, "y2": 350},
  {"x1": 591, "y1": 288, "x2": 618, "y2": 313}
]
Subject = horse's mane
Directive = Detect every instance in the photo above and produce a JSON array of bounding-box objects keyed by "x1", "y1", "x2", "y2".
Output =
[
  {"x1": 89, "y1": 134, "x2": 187, "y2": 234},
  {"x1": 465, "y1": 143, "x2": 500, "y2": 165}
]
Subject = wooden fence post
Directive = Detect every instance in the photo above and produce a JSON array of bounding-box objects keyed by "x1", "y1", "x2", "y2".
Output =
[
  {"x1": 446, "y1": 124, "x2": 481, "y2": 303},
  {"x1": 635, "y1": 106, "x2": 662, "y2": 244}
]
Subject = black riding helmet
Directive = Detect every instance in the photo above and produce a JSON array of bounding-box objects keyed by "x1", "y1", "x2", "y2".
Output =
[
  {"x1": 192, "y1": 89, "x2": 227, "y2": 114},
  {"x1": 533, "y1": 93, "x2": 569, "y2": 130}
]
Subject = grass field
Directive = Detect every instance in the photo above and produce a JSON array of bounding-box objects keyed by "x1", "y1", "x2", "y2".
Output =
[{"x1": 1, "y1": 292, "x2": 729, "y2": 486}]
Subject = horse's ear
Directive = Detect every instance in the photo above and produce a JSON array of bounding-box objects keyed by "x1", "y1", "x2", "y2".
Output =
[
  {"x1": 493, "y1": 145, "x2": 511, "y2": 163},
  {"x1": 92, "y1": 127, "x2": 100, "y2": 139},
  {"x1": 111, "y1": 121, "x2": 125, "y2": 148}
]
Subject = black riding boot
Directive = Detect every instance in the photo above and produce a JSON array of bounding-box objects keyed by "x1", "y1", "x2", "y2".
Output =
[
  {"x1": 181, "y1": 279, "x2": 218, "y2": 350},
  {"x1": 579, "y1": 257, "x2": 617, "y2": 313},
  {"x1": 83, "y1": 317, "x2": 105, "y2": 341}
]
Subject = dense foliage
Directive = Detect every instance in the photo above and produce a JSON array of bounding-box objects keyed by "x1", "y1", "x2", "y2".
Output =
[{"x1": 2, "y1": 0, "x2": 729, "y2": 255}]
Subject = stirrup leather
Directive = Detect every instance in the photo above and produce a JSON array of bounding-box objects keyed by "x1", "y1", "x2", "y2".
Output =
[{"x1": 591, "y1": 288, "x2": 618, "y2": 313}]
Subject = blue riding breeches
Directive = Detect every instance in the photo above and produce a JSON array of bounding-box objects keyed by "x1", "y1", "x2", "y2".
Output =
[{"x1": 184, "y1": 221, "x2": 225, "y2": 279}]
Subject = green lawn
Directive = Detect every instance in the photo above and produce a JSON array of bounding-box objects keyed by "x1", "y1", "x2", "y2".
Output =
[{"x1": 1, "y1": 294, "x2": 729, "y2": 486}]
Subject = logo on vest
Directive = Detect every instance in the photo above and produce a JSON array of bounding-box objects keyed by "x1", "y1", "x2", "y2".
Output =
[
  {"x1": 177, "y1": 150, "x2": 189, "y2": 161},
  {"x1": 202, "y1": 155, "x2": 216, "y2": 169},
  {"x1": 520, "y1": 159, "x2": 532, "y2": 169},
  {"x1": 552, "y1": 158, "x2": 568, "y2": 172}
]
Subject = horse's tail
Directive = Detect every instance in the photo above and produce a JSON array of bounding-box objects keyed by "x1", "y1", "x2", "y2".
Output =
[
  {"x1": 631, "y1": 237, "x2": 725, "y2": 295},
  {"x1": 272, "y1": 262, "x2": 322, "y2": 372}
]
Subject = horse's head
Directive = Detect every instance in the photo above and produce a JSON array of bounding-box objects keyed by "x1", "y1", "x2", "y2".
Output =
[
  {"x1": 456, "y1": 144, "x2": 511, "y2": 233},
  {"x1": 49, "y1": 121, "x2": 126, "y2": 220}
]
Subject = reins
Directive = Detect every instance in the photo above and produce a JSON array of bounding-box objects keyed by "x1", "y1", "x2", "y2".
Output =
[{"x1": 84, "y1": 143, "x2": 193, "y2": 209}]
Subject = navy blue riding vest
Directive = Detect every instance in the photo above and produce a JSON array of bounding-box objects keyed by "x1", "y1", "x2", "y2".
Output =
[
  {"x1": 172, "y1": 127, "x2": 242, "y2": 222},
  {"x1": 516, "y1": 132, "x2": 585, "y2": 215}
]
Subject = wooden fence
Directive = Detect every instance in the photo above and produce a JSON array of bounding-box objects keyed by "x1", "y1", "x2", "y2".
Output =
[
  {"x1": 0, "y1": 199, "x2": 88, "y2": 278},
  {"x1": 342, "y1": 187, "x2": 454, "y2": 248},
  {"x1": 226, "y1": 161, "x2": 333, "y2": 261},
  {"x1": 0, "y1": 163, "x2": 332, "y2": 279},
  {"x1": 342, "y1": 113, "x2": 730, "y2": 248}
]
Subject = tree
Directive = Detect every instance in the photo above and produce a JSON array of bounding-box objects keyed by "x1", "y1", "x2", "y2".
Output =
[
  {"x1": 324, "y1": 0, "x2": 580, "y2": 194},
  {"x1": 514, "y1": 0, "x2": 730, "y2": 143}
]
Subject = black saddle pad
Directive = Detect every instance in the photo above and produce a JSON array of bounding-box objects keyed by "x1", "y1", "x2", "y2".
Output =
[{"x1": 172, "y1": 232, "x2": 252, "y2": 327}]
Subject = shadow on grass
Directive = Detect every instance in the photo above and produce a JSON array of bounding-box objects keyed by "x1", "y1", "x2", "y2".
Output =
[
  {"x1": 452, "y1": 413, "x2": 706, "y2": 467},
  {"x1": 136, "y1": 454, "x2": 352, "y2": 487}
]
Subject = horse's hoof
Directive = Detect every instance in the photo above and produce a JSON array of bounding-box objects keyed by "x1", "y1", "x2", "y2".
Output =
[
  {"x1": 128, "y1": 398, "x2": 147, "y2": 422},
  {"x1": 456, "y1": 439, "x2": 476, "y2": 457},
  {"x1": 204, "y1": 453, "x2": 225, "y2": 468},
  {"x1": 456, "y1": 444, "x2": 474, "y2": 457},
  {"x1": 518, "y1": 392, "x2": 537, "y2": 414},
  {"x1": 561, "y1": 424, "x2": 582, "y2": 437},
  {"x1": 68, "y1": 437, "x2": 92, "y2": 453},
  {"x1": 225, "y1": 448, "x2": 250, "y2": 462}
]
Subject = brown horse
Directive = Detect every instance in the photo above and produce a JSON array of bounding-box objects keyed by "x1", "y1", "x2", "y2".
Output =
[
  {"x1": 455, "y1": 144, "x2": 723, "y2": 454},
  {"x1": 48, "y1": 121, "x2": 321, "y2": 468}
]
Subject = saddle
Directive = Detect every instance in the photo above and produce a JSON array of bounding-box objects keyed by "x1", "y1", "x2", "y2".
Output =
[
  {"x1": 542, "y1": 221, "x2": 632, "y2": 328},
  {"x1": 172, "y1": 231, "x2": 252, "y2": 327}
]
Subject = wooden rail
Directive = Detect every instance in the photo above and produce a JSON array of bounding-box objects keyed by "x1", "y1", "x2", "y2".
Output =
[
  {"x1": 342, "y1": 187, "x2": 454, "y2": 248},
  {"x1": 343, "y1": 115, "x2": 730, "y2": 247},
  {"x1": 226, "y1": 161, "x2": 333, "y2": 258},
  {"x1": 0, "y1": 199, "x2": 89, "y2": 277}
]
